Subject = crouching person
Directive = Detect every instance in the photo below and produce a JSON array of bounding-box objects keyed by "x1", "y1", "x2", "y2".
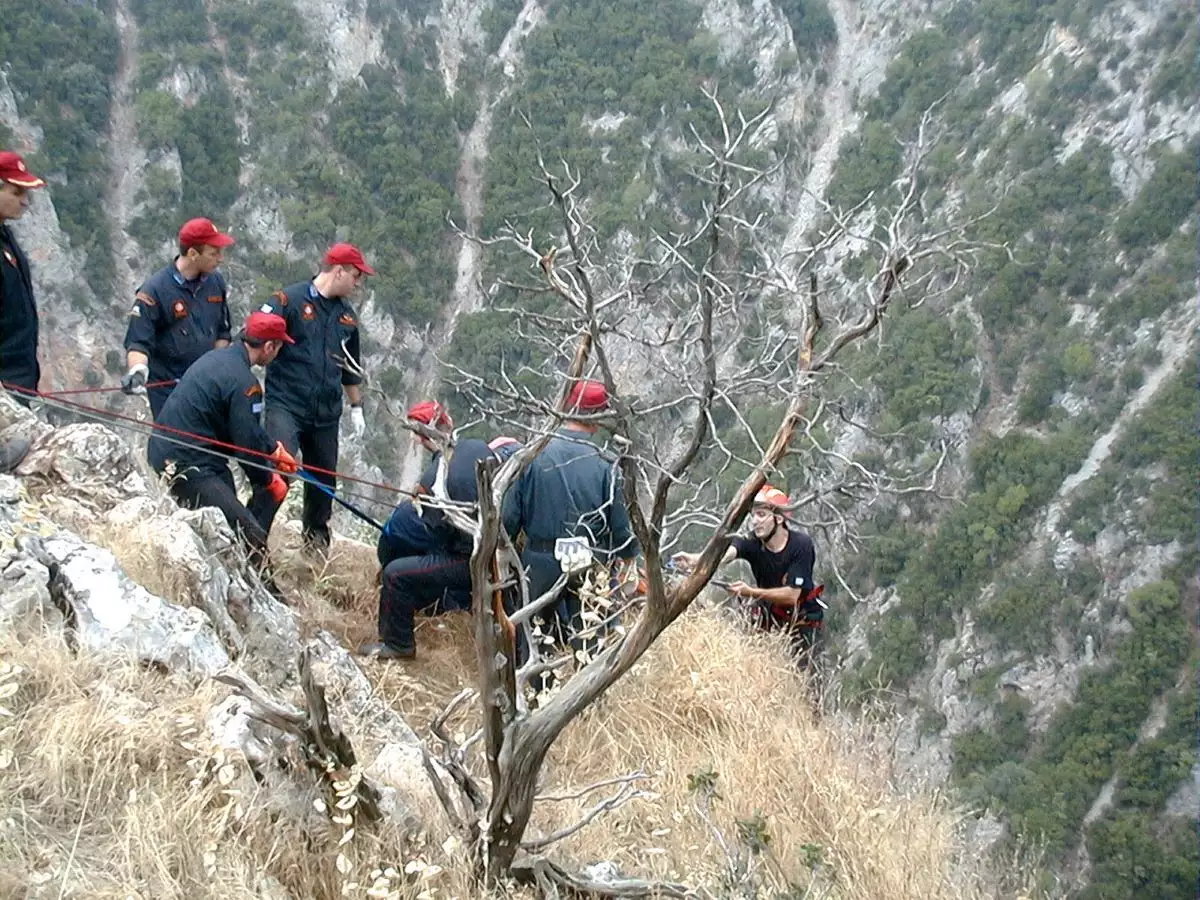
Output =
[
  {"x1": 359, "y1": 435, "x2": 498, "y2": 661},
  {"x1": 147, "y1": 312, "x2": 299, "y2": 569}
]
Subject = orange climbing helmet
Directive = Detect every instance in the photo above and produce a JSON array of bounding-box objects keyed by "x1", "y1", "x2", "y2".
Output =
[{"x1": 752, "y1": 485, "x2": 790, "y2": 510}]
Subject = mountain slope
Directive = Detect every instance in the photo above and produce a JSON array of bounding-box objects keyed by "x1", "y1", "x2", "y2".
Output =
[{"x1": 0, "y1": 0, "x2": 1195, "y2": 894}]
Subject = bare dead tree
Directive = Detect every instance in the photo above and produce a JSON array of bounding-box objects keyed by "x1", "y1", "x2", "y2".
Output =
[{"x1": 418, "y1": 91, "x2": 996, "y2": 893}]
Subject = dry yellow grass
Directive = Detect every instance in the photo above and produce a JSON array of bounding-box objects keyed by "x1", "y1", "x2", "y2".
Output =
[
  {"x1": 0, "y1": 510, "x2": 1020, "y2": 899},
  {"x1": 0, "y1": 630, "x2": 419, "y2": 900}
]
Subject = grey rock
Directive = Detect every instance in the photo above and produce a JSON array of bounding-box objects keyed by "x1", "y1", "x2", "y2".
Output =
[
  {"x1": 1164, "y1": 762, "x2": 1199, "y2": 820},
  {"x1": 0, "y1": 555, "x2": 62, "y2": 634},
  {"x1": 39, "y1": 530, "x2": 230, "y2": 676},
  {"x1": 304, "y1": 632, "x2": 439, "y2": 827},
  {"x1": 15, "y1": 423, "x2": 144, "y2": 496}
]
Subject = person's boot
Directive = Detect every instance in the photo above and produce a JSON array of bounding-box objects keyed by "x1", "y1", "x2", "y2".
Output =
[
  {"x1": 357, "y1": 640, "x2": 416, "y2": 661},
  {"x1": 0, "y1": 437, "x2": 30, "y2": 474},
  {"x1": 302, "y1": 526, "x2": 332, "y2": 557}
]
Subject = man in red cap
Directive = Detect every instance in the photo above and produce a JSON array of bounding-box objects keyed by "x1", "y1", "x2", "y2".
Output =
[
  {"x1": 502, "y1": 379, "x2": 638, "y2": 669},
  {"x1": 147, "y1": 311, "x2": 298, "y2": 571},
  {"x1": 122, "y1": 217, "x2": 236, "y2": 419},
  {"x1": 0, "y1": 151, "x2": 45, "y2": 471},
  {"x1": 361, "y1": 410, "x2": 510, "y2": 661},
  {"x1": 672, "y1": 485, "x2": 823, "y2": 670},
  {"x1": 254, "y1": 242, "x2": 373, "y2": 553},
  {"x1": 0, "y1": 151, "x2": 46, "y2": 397}
]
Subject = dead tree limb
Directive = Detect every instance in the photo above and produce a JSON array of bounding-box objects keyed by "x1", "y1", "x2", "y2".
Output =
[{"x1": 215, "y1": 649, "x2": 382, "y2": 824}]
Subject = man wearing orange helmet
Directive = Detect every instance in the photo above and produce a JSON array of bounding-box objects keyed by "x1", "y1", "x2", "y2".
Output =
[{"x1": 672, "y1": 485, "x2": 823, "y2": 668}]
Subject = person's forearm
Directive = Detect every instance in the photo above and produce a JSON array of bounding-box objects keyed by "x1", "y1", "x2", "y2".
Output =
[
  {"x1": 126, "y1": 350, "x2": 148, "y2": 369},
  {"x1": 214, "y1": 339, "x2": 230, "y2": 349},
  {"x1": 747, "y1": 586, "x2": 803, "y2": 605},
  {"x1": 344, "y1": 384, "x2": 362, "y2": 406}
]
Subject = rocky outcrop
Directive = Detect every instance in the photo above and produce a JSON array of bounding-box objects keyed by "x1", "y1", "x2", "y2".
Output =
[{"x1": 0, "y1": 397, "x2": 441, "y2": 833}]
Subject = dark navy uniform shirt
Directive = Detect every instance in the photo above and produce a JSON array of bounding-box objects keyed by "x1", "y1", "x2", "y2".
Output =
[
  {"x1": 0, "y1": 224, "x2": 38, "y2": 393},
  {"x1": 147, "y1": 343, "x2": 275, "y2": 486},
  {"x1": 420, "y1": 439, "x2": 497, "y2": 504},
  {"x1": 420, "y1": 438, "x2": 498, "y2": 553},
  {"x1": 260, "y1": 281, "x2": 362, "y2": 427},
  {"x1": 503, "y1": 428, "x2": 637, "y2": 562},
  {"x1": 123, "y1": 262, "x2": 232, "y2": 385}
]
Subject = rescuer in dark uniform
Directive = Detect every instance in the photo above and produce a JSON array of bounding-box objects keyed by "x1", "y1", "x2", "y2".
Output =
[
  {"x1": 148, "y1": 311, "x2": 298, "y2": 564},
  {"x1": 360, "y1": 432, "x2": 500, "y2": 661},
  {"x1": 503, "y1": 380, "x2": 639, "y2": 660},
  {"x1": 253, "y1": 242, "x2": 373, "y2": 553},
  {"x1": 122, "y1": 218, "x2": 236, "y2": 419},
  {"x1": 672, "y1": 485, "x2": 824, "y2": 669},
  {"x1": 0, "y1": 150, "x2": 46, "y2": 471}
]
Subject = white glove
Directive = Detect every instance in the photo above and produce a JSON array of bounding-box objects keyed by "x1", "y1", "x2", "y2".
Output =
[
  {"x1": 121, "y1": 363, "x2": 149, "y2": 396},
  {"x1": 347, "y1": 405, "x2": 365, "y2": 441}
]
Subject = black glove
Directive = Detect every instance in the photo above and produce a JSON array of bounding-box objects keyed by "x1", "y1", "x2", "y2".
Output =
[{"x1": 121, "y1": 364, "x2": 148, "y2": 395}]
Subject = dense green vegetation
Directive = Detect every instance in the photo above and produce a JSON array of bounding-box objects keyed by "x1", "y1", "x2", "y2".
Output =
[
  {"x1": 0, "y1": 0, "x2": 120, "y2": 284},
  {"x1": 826, "y1": 5, "x2": 1197, "y2": 891},
  {"x1": 481, "y1": 0, "x2": 745, "y2": 240},
  {"x1": 958, "y1": 581, "x2": 1192, "y2": 868},
  {"x1": 128, "y1": 0, "x2": 242, "y2": 223}
]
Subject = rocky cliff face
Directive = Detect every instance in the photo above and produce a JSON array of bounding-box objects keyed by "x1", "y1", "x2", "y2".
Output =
[{"x1": 2, "y1": 0, "x2": 1196, "y2": 892}]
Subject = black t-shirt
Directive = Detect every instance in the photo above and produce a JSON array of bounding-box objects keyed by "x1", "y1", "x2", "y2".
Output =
[{"x1": 731, "y1": 528, "x2": 818, "y2": 617}]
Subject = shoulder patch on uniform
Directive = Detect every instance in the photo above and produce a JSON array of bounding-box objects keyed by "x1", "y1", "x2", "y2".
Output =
[
  {"x1": 172, "y1": 299, "x2": 188, "y2": 319},
  {"x1": 273, "y1": 291, "x2": 288, "y2": 307},
  {"x1": 244, "y1": 383, "x2": 263, "y2": 399},
  {"x1": 136, "y1": 291, "x2": 157, "y2": 306},
  {"x1": 338, "y1": 313, "x2": 357, "y2": 326},
  {"x1": 207, "y1": 294, "x2": 223, "y2": 303},
  {"x1": 301, "y1": 302, "x2": 316, "y2": 322}
]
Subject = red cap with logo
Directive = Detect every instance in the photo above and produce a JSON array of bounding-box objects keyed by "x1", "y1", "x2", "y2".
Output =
[
  {"x1": 323, "y1": 242, "x2": 376, "y2": 275},
  {"x1": 245, "y1": 311, "x2": 295, "y2": 344},
  {"x1": 0, "y1": 151, "x2": 45, "y2": 189},
  {"x1": 565, "y1": 379, "x2": 610, "y2": 412},
  {"x1": 179, "y1": 217, "x2": 235, "y2": 248},
  {"x1": 406, "y1": 400, "x2": 453, "y2": 430}
]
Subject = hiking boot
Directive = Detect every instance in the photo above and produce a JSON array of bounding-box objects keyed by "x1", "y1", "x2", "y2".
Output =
[
  {"x1": 0, "y1": 437, "x2": 30, "y2": 474},
  {"x1": 302, "y1": 527, "x2": 332, "y2": 557},
  {"x1": 357, "y1": 640, "x2": 416, "y2": 661}
]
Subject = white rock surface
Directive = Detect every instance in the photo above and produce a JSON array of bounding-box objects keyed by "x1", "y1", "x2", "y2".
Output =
[{"x1": 39, "y1": 530, "x2": 230, "y2": 676}]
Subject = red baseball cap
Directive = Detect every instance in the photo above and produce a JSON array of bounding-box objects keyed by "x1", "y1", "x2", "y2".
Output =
[
  {"x1": 323, "y1": 242, "x2": 376, "y2": 275},
  {"x1": 406, "y1": 400, "x2": 453, "y2": 430},
  {"x1": 244, "y1": 311, "x2": 295, "y2": 344},
  {"x1": 179, "y1": 217, "x2": 235, "y2": 248},
  {"x1": 0, "y1": 151, "x2": 45, "y2": 189},
  {"x1": 565, "y1": 380, "x2": 610, "y2": 412}
]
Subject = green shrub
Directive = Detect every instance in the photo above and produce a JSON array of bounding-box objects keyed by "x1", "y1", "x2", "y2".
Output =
[{"x1": 1114, "y1": 145, "x2": 1199, "y2": 250}]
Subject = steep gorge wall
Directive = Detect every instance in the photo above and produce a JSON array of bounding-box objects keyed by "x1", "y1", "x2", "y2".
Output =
[{"x1": 1, "y1": 0, "x2": 1197, "y2": 892}]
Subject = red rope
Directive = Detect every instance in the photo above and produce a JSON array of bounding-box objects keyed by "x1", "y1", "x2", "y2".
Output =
[
  {"x1": 2, "y1": 381, "x2": 410, "y2": 497},
  {"x1": 39, "y1": 379, "x2": 177, "y2": 397}
]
